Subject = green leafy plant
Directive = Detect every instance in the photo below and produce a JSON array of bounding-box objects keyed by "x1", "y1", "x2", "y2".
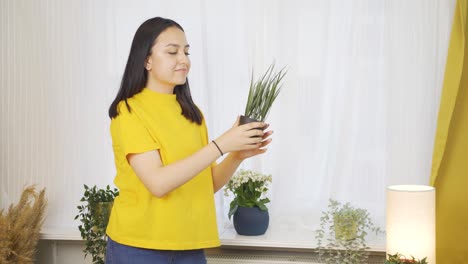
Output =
[
  {"x1": 315, "y1": 199, "x2": 383, "y2": 264},
  {"x1": 243, "y1": 62, "x2": 287, "y2": 122},
  {"x1": 75, "y1": 184, "x2": 119, "y2": 264},
  {"x1": 385, "y1": 253, "x2": 428, "y2": 264},
  {"x1": 224, "y1": 169, "x2": 272, "y2": 219}
]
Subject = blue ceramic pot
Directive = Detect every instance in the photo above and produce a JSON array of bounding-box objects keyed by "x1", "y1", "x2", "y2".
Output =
[{"x1": 233, "y1": 206, "x2": 269, "y2": 236}]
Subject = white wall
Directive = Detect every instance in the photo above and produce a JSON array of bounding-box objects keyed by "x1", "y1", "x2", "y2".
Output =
[{"x1": 37, "y1": 240, "x2": 93, "y2": 264}]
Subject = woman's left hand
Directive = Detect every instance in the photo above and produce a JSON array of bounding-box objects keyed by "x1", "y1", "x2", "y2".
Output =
[{"x1": 231, "y1": 130, "x2": 273, "y2": 160}]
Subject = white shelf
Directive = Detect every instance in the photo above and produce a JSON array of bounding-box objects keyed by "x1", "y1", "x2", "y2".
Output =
[
  {"x1": 40, "y1": 227, "x2": 82, "y2": 241},
  {"x1": 41, "y1": 223, "x2": 386, "y2": 252},
  {"x1": 219, "y1": 222, "x2": 386, "y2": 252},
  {"x1": 219, "y1": 223, "x2": 317, "y2": 249}
]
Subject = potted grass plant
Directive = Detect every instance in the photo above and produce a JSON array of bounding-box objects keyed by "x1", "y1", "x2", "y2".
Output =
[{"x1": 240, "y1": 62, "x2": 287, "y2": 125}]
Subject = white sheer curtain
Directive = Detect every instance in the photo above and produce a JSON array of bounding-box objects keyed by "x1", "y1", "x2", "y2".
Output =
[
  {"x1": 200, "y1": 0, "x2": 455, "y2": 230},
  {"x1": 0, "y1": 0, "x2": 455, "y2": 235}
]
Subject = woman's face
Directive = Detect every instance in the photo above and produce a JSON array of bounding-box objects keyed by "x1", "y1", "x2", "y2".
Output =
[{"x1": 146, "y1": 26, "x2": 190, "y2": 92}]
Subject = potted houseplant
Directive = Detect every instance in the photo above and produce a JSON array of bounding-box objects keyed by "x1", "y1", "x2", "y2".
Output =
[
  {"x1": 316, "y1": 199, "x2": 383, "y2": 264},
  {"x1": 240, "y1": 62, "x2": 287, "y2": 125},
  {"x1": 385, "y1": 253, "x2": 428, "y2": 264},
  {"x1": 75, "y1": 184, "x2": 119, "y2": 264},
  {"x1": 224, "y1": 169, "x2": 272, "y2": 236}
]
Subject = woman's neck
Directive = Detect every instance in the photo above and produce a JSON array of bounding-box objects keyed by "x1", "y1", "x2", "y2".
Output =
[{"x1": 146, "y1": 78, "x2": 175, "y2": 94}]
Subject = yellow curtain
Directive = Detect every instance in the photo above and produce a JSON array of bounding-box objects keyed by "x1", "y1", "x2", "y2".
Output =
[{"x1": 430, "y1": 0, "x2": 468, "y2": 261}]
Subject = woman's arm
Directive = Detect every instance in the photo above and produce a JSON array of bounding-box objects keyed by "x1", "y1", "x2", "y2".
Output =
[
  {"x1": 128, "y1": 121, "x2": 267, "y2": 198},
  {"x1": 211, "y1": 154, "x2": 243, "y2": 193}
]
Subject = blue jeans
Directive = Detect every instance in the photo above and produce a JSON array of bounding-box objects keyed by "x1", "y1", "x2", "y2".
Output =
[{"x1": 105, "y1": 237, "x2": 207, "y2": 264}]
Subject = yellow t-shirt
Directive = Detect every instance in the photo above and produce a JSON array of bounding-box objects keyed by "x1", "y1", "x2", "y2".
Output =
[{"x1": 106, "y1": 88, "x2": 220, "y2": 250}]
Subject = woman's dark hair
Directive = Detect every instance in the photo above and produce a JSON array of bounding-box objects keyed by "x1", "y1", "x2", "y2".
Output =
[{"x1": 108, "y1": 17, "x2": 202, "y2": 124}]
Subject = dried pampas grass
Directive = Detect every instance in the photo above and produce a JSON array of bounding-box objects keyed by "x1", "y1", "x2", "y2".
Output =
[
  {"x1": 0, "y1": 186, "x2": 47, "y2": 264},
  {"x1": 0, "y1": 211, "x2": 11, "y2": 263}
]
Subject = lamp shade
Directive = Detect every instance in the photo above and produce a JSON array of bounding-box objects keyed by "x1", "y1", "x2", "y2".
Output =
[{"x1": 386, "y1": 185, "x2": 435, "y2": 263}]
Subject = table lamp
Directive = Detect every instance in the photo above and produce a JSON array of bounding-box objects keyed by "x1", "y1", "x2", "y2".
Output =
[{"x1": 386, "y1": 185, "x2": 435, "y2": 263}]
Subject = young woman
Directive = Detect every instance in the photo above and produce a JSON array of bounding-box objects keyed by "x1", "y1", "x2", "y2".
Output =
[{"x1": 105, "y1": 17, "x2": 273, "y2": 264}]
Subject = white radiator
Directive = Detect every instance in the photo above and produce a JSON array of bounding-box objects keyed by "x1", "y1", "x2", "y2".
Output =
[
  {"x1": 206, "y1": 250, "x2": 385, "y2": 264},
  {"x1": 207, "y1": 253, "x2": 320, "y2": 264}
]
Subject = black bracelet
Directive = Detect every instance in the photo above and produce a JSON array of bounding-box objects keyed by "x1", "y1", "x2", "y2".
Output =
[{"x1": 212, "y1": 140, "x2": 224, "y2": 156}]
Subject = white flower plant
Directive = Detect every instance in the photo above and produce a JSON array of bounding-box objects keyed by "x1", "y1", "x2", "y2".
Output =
[{"x1": 224, "y1": 169, "x2": 272, "y2": 219}]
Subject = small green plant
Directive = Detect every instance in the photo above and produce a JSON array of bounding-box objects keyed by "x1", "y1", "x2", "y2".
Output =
[
  {"x1": 243, "y1": 62, "x2": 287, "y2": 122},
  {"x1": 75, "y1": 184, "x2": 119, "y2": 264},
  {"x1": 385, "y1": 253, "x2": 428, "y2": 264},
  {"x1": 224, "y1": 169, "x2": 272, "y2": 219},
  {"x1": 316, "y1": 199, "x2": 383, "y2": 264}
]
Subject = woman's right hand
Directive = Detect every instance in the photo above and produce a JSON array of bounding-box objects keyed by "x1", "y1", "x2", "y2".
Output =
[{"x1": 214, "y1": 117, "x2": 268, "y2": 154}]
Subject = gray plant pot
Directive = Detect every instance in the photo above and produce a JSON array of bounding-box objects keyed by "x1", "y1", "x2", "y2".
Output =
[
  {"x1": 239, "y1": 115, "x2": 267, "y2": 131},
  {"x1": 239, "y1": 115, "x2": 259, "y2": 125}
]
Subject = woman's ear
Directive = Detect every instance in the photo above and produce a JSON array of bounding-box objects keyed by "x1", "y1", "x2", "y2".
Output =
[{"x1": 145, "y1": 58, "x2": 152, "y2": 71}]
